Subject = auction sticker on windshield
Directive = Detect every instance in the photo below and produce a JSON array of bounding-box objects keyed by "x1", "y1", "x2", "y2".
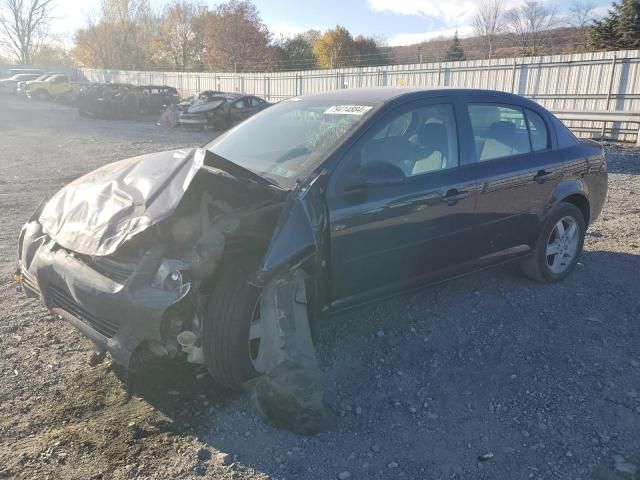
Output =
[{"x1": 324, "y1": 105, "x2": 373, "y2": 115}]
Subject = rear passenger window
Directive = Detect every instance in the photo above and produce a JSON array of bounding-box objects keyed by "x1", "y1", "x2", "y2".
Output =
[
  {"x1": 526, "y1": 109, "x2": 550, "y2": 151},
  {"x1": 468, "y1": 104, "x2": 531, "y2": 161}
]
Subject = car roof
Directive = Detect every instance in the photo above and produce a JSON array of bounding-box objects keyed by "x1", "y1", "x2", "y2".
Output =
[{"x1": 296, "y1": 87, "x2": 538, "y2": 107}]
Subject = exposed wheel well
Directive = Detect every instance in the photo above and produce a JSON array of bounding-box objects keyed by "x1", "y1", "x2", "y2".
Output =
[{"x1": 562, "y1": 194, "x2": 591, "y2": 226}]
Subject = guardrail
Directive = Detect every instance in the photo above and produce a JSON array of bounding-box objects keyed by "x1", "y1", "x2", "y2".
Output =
[{"x1": 552, "y1": 110, "x2": 640, "y2": 145}]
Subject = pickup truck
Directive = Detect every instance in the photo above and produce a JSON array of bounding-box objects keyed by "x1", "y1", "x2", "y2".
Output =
[{"x1": 26, "y1": 74, "x2": 73, "y2": 100}]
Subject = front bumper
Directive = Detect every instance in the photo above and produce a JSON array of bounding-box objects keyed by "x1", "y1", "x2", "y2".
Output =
[{"x1": 17, "y1": 221, "x2": 190, "y2": 366}]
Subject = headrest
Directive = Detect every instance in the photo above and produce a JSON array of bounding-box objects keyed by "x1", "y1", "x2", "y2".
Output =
[
  {"x1": 488, "y1": 121, "x2": 516, "y2": 142},
  {"x1": 417, "y1": 122, "x2": 447, "y2": 148}
]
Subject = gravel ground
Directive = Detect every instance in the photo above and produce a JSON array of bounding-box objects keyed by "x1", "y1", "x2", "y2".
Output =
[{"x1": 0, "y1": 96, "x2": 639, "y2": 480}]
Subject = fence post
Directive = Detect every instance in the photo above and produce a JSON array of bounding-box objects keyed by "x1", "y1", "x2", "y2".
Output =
[
  {"x1": 437, "y1": 63, "x2": 442, "y2": 86},
  {"x1": 602, "y1": 55, "x2": 618, "y2": 138},
  {"x1": 510, "y1": 59, "x2": 517, "y2": 93}
]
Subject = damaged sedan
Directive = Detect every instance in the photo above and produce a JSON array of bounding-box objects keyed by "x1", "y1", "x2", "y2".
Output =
[
  {"x1": 178, "y1": 91, "x2": 270, "y2": 130},
  {"x1": 16, "y1": 88, "x2": 606, "y2": 410}
]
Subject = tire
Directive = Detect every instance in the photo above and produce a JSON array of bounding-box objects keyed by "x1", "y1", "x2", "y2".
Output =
[
  {"x1": 520, "y1": 202, "x2": 586, "y2": 283},
  {"x1": 203, "y1": 260, "x2": 262, "y2": 390}
]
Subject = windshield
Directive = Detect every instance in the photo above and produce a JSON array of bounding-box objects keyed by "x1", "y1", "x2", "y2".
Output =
[{"x1": 205, "y1": 97, "x2": 376, "y2": 188}]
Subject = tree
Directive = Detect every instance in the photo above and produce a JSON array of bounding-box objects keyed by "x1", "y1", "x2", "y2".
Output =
[
  {"x1": 473, "y1": 0, "x2": 505, "y2": 59},
  {"x1": 506, "y1": 1, "x2": 557, "y2": 55},
  {"x1": 588, "y1": 0, "x2": 640, "y2": 50},
  {"x1": 313, "y1": 25, "x2": 356, "y2": 69},
  {"x1": 569, "y1": 1, "x2": 595, "y2": 48},
  {"x1": 353, "y1": 35, "x2": 388, "y2": 66},
  {"x1": 201, "y1": 0, "x2": 272, "y2": 71},
  {"x1": 617, "y1": 0, "x2": 640, "y2": 47},
  {"x1": 274, "y1": 29, "x2": 319, "y2": 70},
  {"x1": 444, "y1": 31, "x2": 465, "y2": 61},
  {"x1": 32, "y1": 44, "x2": 74, "y2": 66},
  {"x1": 153, "y1": 0, "x2": 198, "y2": 69},
  {"x1": 0, "y1": 0, "x2": 55, "y2": 64},
  {"x1": 72, "y1": 0, "x2": 157, "y2": 69}
]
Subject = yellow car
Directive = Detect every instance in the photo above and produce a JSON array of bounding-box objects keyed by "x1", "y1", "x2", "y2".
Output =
[{"x1": 26, "y1": 74, "x2": 72, "y2": 100}]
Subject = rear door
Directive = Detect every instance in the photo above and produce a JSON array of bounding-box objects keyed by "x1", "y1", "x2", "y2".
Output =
[
  {"x1": 463, "y1": 100, "x2": 564, "y2": 260},
  {"x1": 326, "y1": 98, "x2": 480, "y2": 306}
]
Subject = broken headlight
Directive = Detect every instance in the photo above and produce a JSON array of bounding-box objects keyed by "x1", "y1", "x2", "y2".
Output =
[{"x1": 152, "y1": 259, "x2": 189, "y2": 291}]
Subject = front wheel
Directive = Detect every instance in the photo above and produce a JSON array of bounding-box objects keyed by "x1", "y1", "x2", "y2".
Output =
[
  {"x1": 203, "y1": 261, "x2": 262, "y2": 390},
  {"x1": 520, "y1": 202, "x2": 586, "y2": 283}
]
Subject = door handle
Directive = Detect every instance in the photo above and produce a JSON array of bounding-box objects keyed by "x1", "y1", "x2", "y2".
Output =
[
  {"x1": 533, "y1": 169, "x2": 554, "y2": 184},
  {"x1": 441, "y1": 189, "x2": 470, "y2": 205}
]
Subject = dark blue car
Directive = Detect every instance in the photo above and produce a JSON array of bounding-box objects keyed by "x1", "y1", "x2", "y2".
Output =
[{"x1": 17, "y1": 88, "x2": 607, "y2": 389}]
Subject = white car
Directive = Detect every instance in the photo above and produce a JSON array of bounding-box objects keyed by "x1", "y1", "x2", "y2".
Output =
[{"x1": 0, "y1": 73, "x2": 42, "y2": 94}]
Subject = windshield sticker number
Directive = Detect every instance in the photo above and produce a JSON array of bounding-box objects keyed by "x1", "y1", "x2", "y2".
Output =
[{"x1": 324, "y1": 105, "x2": 373, "y2": 115}]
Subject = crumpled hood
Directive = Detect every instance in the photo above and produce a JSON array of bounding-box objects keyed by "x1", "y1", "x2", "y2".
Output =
[
  {"x1": 187, "y1": 99, "x2": 225, "y2": 114},
  {"x1": 39, "y1": 148, "x2": 204, "y2": 257}
]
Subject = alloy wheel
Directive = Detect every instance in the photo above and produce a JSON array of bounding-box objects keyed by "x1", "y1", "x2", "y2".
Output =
[{"x1": 546, "y1": 216, "x2": 580, "y2": 274}]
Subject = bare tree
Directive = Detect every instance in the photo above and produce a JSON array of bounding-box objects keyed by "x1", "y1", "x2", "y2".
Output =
[
  {"x1": 506, "y1": 1, "x2": 557, "y2": 56},
  {"x1": 0, "y1": 0, "x2": 55, "y2": 64},
  {"x1": 568, "y1": 0, "x2": 595, "y2": 48},
  {"x1": 473, "y1": 0, "x2": 506, "y2": 60}
]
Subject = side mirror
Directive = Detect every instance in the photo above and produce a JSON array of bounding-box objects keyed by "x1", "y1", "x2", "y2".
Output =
[{"x1": 350, "y1": 161, "x2": 406, "y2": 189}]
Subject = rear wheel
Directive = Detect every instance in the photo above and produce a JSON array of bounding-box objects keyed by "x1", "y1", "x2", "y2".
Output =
[
  {"x1": 203, "y1": 261, "x2": 262, "y2": 390},
  {"x1": 520, "y1": 202, "x2": 585, "y2": 283}
]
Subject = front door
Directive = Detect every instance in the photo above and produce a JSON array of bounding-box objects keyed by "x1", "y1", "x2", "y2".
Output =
[{"x1": 326, "y1": 100, "x2": 479, "y2": 306}]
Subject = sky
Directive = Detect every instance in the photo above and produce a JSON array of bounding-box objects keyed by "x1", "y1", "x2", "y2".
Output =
[{"x1": 52, "y1": 0, "x2": 612, "y2": 47}]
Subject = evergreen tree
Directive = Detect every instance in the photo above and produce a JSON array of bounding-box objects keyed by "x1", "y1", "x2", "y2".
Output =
[
  {"x1": 588, "y1": 0, "x2": 640, "y2": 49},
  {"x1": 618, "y1": 0, "x2": 640, "y2": 47},
  {"x1": 444, "y1": 31, "x2": 465, "y2": 61}
]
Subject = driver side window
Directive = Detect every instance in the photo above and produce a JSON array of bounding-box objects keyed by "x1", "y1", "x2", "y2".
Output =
[{"x1": 353, "y1": 103, "x2": 459, "y2": 180}]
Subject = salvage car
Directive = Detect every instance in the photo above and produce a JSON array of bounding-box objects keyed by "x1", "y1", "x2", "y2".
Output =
[
  {"x1": 178, "y1": 91, "x2": 270, "y2": 130},
  {"x1": 16, "y1": 88, "x2": 607, "y2": 392},
  {"x1": 25, "y1": 74, "x2": 73, "y2": 100},
  {"x1": 139, "y1": 85, "x2": 181, "y2": 114},
  {"x1": 0, "y1": 73, "x2": 42, "y2": 94},
  {"x1": 77, "y1": 83, "x2": 144, "y2": 119},
  {"x1": 16, "y1": 72, "x2": 59, "y2": 96}
]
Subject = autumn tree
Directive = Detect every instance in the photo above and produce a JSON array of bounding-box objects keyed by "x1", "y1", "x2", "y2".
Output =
[
  {"x1": 474, "y1": 0, "x2": 505, "y2": 59},
  {"x1": 72, "y1": 0, "x2": 157, "y2": 69},
  {"x1": 0, "y1": 0, "x2": 55, "y2": 64},
  {"x1": 444, "y1": 31, "x2": 465, "y2": 61},
  {"x1": 32, "y1": 44, "x2": 74, "y2": 66},
  {"x1": 313, "y1": 25, "x2": 357, "y2": 68},
  {"x1": 150, "y1": 1, "x2": 197, "y2": 68},
  {"x1": 201, "y1": 0, "x2": 272, "y2": 71}
]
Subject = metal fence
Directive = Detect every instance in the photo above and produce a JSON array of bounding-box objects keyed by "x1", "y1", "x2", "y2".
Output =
[{"x1": 78, "y1": 49, "x2": 640, "y2": 141}]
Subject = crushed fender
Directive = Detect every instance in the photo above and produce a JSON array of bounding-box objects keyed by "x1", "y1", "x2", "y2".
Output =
[{"x1": 248, "y1": 269, "x2": 334, "y2": 435}]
